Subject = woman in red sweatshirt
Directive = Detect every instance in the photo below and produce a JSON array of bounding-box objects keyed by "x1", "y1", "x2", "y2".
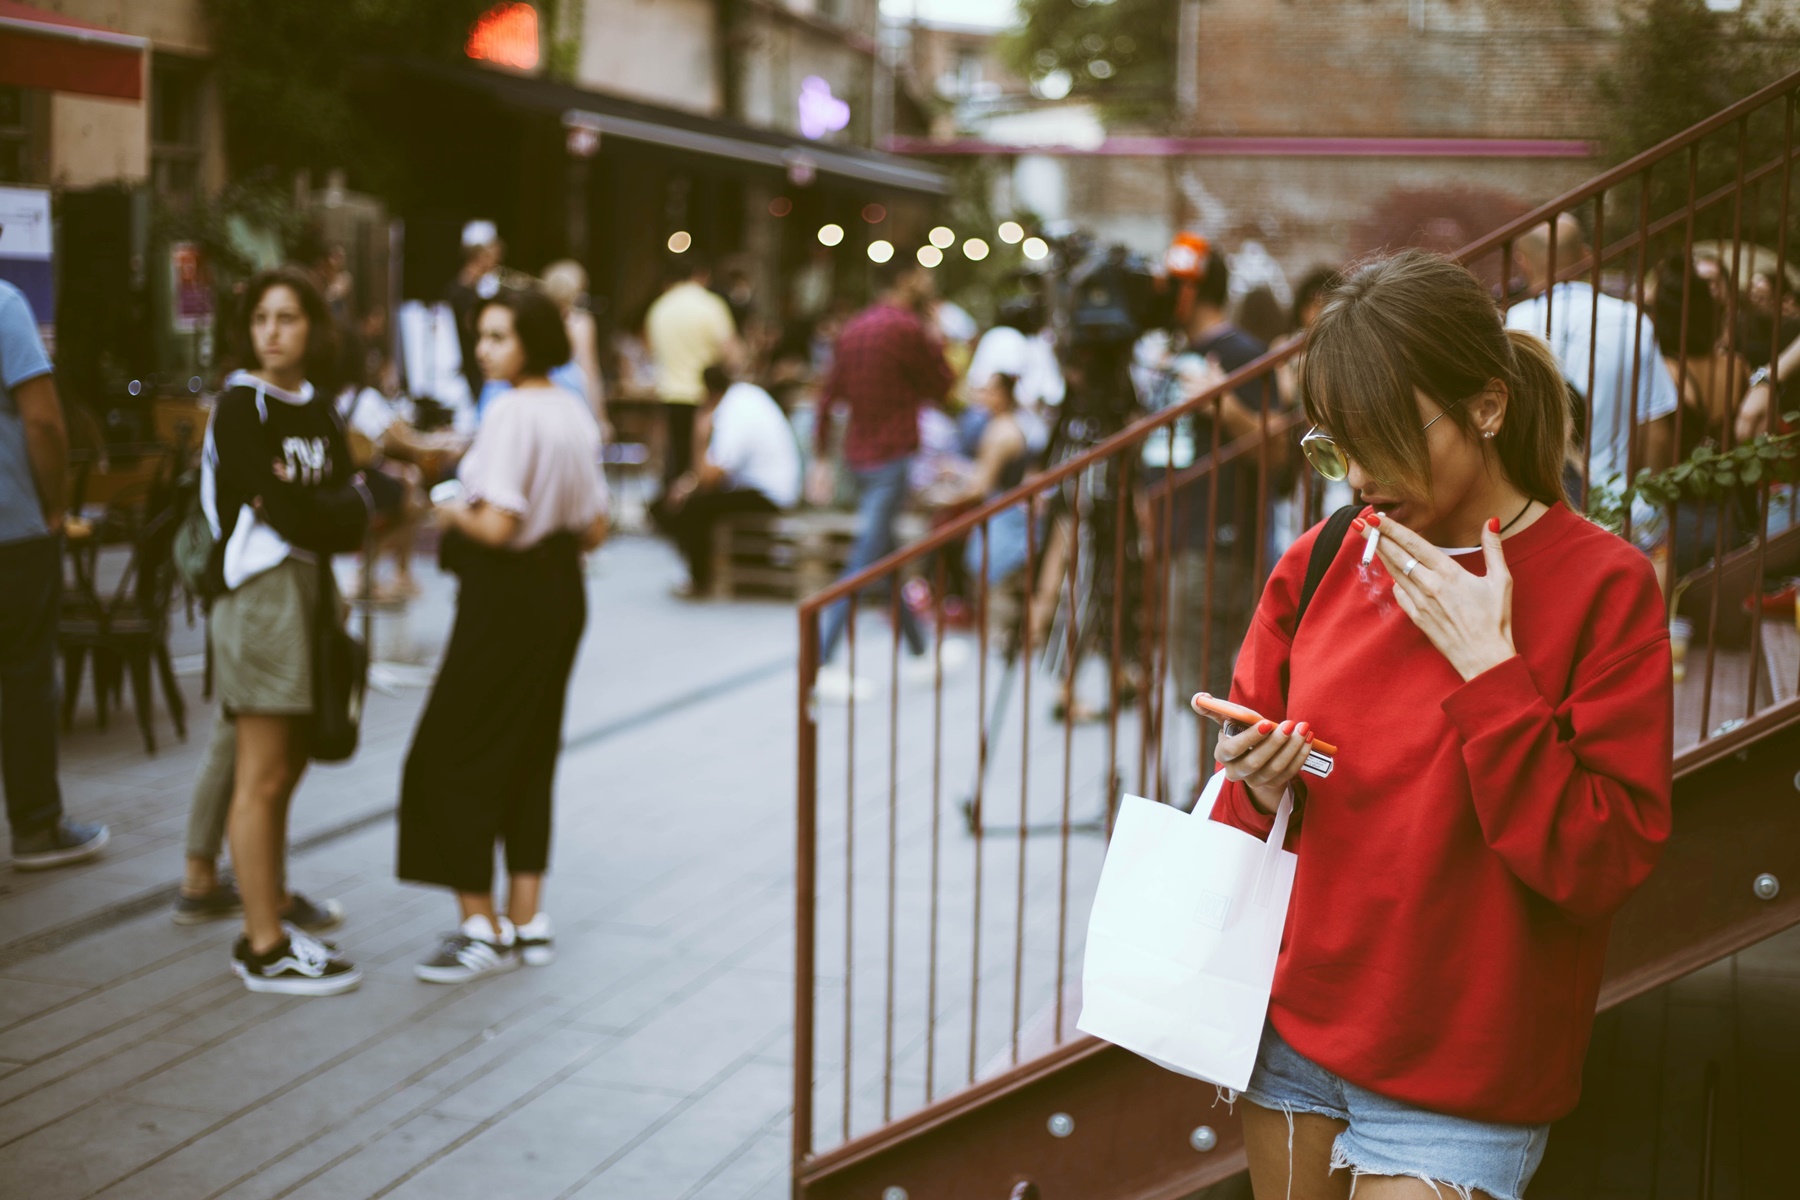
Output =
[{"x1": 1210, "y1": 250, "x2": 1672, "y2": 1200}]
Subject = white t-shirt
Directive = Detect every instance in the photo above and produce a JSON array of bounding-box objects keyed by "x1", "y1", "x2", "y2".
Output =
[
  {"x1": 337, "y1": 386, "x2": 396, "y2": 446},
  {"x1": 1505, "y1": 282, "x2": 1680, "y2": 490},
  {"x1": 709, "y1": 382, "x2": 800, "y2": 508}
]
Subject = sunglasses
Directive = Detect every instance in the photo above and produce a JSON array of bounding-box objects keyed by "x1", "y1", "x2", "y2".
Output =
[{"x1": 1299, "y1": 399, "x2": 1464, "y2": 482}]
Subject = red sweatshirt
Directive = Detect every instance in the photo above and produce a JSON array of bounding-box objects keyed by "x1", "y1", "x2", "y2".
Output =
[{"x1": 1213, "y1": 502, "x2": 1672, "y2": 1124}]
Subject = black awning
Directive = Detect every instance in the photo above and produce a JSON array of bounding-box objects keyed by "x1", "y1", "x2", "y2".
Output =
[{"x1": 371, "y1": 57, "x2": 947, "y2": 197}]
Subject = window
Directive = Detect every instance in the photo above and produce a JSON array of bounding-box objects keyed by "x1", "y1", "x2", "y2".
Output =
[
  {"x1": 151, "y1": 59, "x2": 204, "y2": 200},
  {"x1": 0, "y1": 86, "x2": 47, "y2": 185}
]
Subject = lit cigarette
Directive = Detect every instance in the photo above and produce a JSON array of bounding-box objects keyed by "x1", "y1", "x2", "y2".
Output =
[{"x1": 1361, "y1": 527, "x2": 1381, "y2": 565}]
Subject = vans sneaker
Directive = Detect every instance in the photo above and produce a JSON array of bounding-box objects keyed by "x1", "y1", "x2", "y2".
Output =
[
  {"x1": 282, "y1": 891, "x2": 345, "y2": 934},
  {"x1": 514, "y1": 913, "x2": 554, "y2": 966},
  {"x1": 415, "y1": 916, "x2": 519, "y2": 984},
  {"x1": 232, "y1": 927, "x2": 361, "y2": 996},
  {"x1": 12, "y1": 821, "x2": 109, "y2": 871},
  {"x1": 173, "y1": 881, "x2": 243, "y2": 925}
]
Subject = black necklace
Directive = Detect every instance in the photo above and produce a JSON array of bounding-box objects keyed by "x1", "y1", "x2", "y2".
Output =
[{"x1": 1498, "y1": 498, "x2": 1534, "y2": 535}]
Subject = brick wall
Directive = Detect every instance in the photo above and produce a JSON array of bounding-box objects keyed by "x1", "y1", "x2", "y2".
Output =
[{"x1": 1190, "y1": 0, "x2": 1617, "y2": 140}]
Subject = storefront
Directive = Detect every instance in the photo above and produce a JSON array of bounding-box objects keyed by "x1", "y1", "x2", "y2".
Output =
[{"x1": 355, "y1": 56, "x2": 947, "y2": 355}]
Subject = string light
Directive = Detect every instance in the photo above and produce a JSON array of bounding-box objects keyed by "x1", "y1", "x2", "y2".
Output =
[
  {"x1": 818, "y1": 223, "x2": 845, "y2": 247},
  {"x1": 1022, "y1": 237, "x2": 1049, "y2": 261},
  {"x1": 667, "y1": 231, "x2": 692, "y2": 253},
  {"x1": 998, "y1": 221, "x2": 1025, "y2": 244},
  {"x1": 963, "y1": 238, "x2": 990, "y2": 261},
  {"x1": 917, "y1": 245, "x2": 943, "y2": 268},
  {"x1": 868, "y1": 239, "x2": 895, "y2": 263},
  {"x1": 928, "y1": 226, "x2": 955, "y2": 249}
]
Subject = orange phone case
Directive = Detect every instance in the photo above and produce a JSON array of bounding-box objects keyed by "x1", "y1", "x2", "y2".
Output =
[{"x1": 1190, "y1": 694, "x2": 1338, "y2": 757}]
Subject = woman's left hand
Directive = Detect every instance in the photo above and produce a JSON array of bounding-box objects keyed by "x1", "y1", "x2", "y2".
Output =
[{"x1": 1365, "y1": 514, "x2": 1519, "y2": 682}]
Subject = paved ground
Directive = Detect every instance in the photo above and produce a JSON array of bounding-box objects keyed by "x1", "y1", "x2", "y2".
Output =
[{"x1": 1, "y1": 537, "x2": 812, "y2": 1200}]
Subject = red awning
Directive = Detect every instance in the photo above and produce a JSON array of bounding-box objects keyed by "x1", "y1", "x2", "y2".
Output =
[{"x1": 0, "y1": 1, "x2": 145, "y2": 103}]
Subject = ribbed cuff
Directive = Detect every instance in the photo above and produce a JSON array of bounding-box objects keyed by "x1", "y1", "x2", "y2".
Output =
[{"x1": 1218, "y1": 776, "x2": 1277, "y2": 837}]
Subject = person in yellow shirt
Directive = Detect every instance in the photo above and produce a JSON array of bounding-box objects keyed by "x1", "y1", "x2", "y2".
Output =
[{"x1": 645, "y1": 257, "x2": 741, "y2": 494}]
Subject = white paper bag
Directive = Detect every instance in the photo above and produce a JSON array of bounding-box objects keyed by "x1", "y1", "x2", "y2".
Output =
[{"x1": 1076, "y1": 770, "x2": 1296, "y2": 1090}]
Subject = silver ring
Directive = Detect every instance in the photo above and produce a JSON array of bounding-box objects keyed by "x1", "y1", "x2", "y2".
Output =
[{"x1": 1401, "y1": 555, "x2": 1420, "y2": 577}]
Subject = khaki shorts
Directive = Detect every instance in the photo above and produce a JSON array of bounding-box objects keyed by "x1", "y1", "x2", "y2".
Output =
[{"x1": 210, "y1": 556, "x2": 329, "y2": 716}]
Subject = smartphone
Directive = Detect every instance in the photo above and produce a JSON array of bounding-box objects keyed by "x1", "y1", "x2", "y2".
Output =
[{"x1": 1190, "y1": 693, "x2": 1337, "y2": 779}]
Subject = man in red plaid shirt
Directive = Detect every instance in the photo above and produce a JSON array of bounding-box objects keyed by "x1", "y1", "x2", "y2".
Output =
[{"x1": 808, "y1": 260, "x2": 957, "y2": 695}]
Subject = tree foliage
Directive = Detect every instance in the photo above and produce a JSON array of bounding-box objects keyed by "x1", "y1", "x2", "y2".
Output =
[
  {"x1": 998, "y1": 0, "x2": 1177, "y2": 128},
  {"x1": 204, "y1": 0, "x2": 495, "y2": 195}
]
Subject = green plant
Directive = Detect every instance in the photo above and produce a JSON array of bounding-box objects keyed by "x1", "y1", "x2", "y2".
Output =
[
  {"x1": 1585, "y1": 413, "x2": 1800, "y2": 534},
  {"x1": 999, "y1": 0, "x2": 1177, "y2": 127},
  {"x1": 203, "y1": 0, "x2": 494, "y2": 197}
]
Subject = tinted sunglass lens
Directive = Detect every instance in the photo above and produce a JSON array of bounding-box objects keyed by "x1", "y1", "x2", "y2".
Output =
[{"x1": 1303, "y1": 437, "x2": 1348, "y2": 481}]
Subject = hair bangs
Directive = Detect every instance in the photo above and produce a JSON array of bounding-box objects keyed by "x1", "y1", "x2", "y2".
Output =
[{"x1": 1301, "y1": 298, "x2": 1433, "y2": 495}]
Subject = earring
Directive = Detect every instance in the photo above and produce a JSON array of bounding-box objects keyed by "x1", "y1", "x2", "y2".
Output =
[{"x1": 1483, "y1": 431, "x2": 1496, "y2": 439}]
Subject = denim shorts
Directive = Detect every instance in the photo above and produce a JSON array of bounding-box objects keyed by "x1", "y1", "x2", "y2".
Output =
[{"x1": 1240, "y1": 1020, "x2": 1550, "y2": 1200}]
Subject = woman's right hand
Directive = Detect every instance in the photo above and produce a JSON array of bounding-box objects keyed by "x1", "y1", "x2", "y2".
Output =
[{"x1": 1215, "y1": 717, "x2": 1313, "y2": 815}]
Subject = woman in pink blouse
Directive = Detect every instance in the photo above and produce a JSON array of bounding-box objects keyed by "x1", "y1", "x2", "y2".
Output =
[{"x1": 398, "y1": 288, "x2": 609, "y2": 983}]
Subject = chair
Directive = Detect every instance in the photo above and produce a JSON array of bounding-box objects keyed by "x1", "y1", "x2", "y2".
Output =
[{"x1": 59, "y1": 502, "x2": 188, "y2": 753}]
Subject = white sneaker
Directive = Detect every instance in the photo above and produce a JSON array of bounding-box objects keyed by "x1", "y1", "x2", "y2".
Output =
[
  {"x1": 514, "y1": 913, "x2": 555, "y2": 966},
  {"x1": 900, "y1": 637, "x2": 971, "y2": 684},
  {"x1": 415, "y1": 915, "x2": 519, "y2": 984},
  {"x1": 813, "y1": 663, "x2": 874, "y2": 704}
]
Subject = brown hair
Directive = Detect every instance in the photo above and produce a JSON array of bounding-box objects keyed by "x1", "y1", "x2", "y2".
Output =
[
  {"x1": 1300, "y1": 249, "x2": 1566, "y2": 503},
  {"x1": 234, "y1": 265, "x2": 341, "y2": 394}
]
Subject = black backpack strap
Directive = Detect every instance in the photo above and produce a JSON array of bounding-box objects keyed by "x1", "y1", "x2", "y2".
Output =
[{"x1": 1293, "y1": 504, "x2": 1359, "y2": 633}]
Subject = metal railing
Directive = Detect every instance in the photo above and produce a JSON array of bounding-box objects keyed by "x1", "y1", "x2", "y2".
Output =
[{"x1": 792, "y1": 66, "x2": 1800, "y2": 1190}]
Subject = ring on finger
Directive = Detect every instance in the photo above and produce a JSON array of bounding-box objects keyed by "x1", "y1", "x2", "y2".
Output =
[{"x1": 1400, "y1": 555, "x2": 1420, "y2": 578}]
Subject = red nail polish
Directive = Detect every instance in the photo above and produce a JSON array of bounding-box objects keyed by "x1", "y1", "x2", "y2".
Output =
[
  {"x1": 1351, "y1": 517, "x2": 1367, "y2": 533},
  {"x1": 1297, "y1": 722, "x2": 1310, "y2": 738},
  {"x1": 1487, "y1": 517, "x2": 1501, "y2": 534},
  {"x1": 1367, "y1": 513, "x2": 1382, "y2": 527},
  {"x1": 1278, "y1": 720, "x2": 1295, "y2": 735},
  {"x1": 1257, "y1": 720, "x2": 1276, "y2": 735}
]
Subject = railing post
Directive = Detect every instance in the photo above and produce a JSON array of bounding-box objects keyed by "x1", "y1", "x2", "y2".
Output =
[{"x1": 793, "y1": 604, "x2": 819, "y2": 1196}]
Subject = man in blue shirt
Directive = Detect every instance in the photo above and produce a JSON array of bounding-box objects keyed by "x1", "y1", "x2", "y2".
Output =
[{"x1": 0, "y1": 278, "x2": 109, "y2": 868}]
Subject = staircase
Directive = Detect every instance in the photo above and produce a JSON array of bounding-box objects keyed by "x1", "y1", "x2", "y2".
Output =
[{"x1": 791, "y1": 68, "x2": 1800, "y2": 1199}]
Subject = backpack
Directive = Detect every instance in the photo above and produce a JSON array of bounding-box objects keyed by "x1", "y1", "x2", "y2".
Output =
[
  {"x1": 1294, "y1": 504, "x2": 1359, "y2": 631},
  {"x1": 170, "y1": 467, "x2": 217, "y2": 600}
]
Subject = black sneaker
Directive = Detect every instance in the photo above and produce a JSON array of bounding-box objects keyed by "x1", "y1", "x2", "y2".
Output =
[
  {"x1": 281, "y1": 891, "x2": 344, "y2": 934},
  {"x1": 11, "y1": 821, "x2": 109, "y2": 871},
  {"x1": 232, "y1": 927, "x2": 361, "y2": 996},
  {"x1": 415, "y1": 917, "x2": 519, "y2": 984},
  {"x1": 173, "y1": 881, "x2": 244, "y2": 925}
]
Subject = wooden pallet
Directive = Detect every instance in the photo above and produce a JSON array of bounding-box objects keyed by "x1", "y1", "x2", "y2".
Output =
[{"x1": 709, "y1": 510, "x2": 927, "y2": 600}]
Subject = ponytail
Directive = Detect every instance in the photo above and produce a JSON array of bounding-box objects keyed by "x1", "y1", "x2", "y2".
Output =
[{"x1": 1501, "y1": 328, "x2": 1573, "y2": 505}]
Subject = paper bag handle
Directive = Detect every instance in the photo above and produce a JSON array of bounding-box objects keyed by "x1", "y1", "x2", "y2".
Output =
[{"x1": 1196, "y1": 769, "x2": 1293, "y2": 909}]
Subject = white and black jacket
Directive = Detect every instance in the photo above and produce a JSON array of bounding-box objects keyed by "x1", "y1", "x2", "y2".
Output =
[{"x1": 200, "y1": 371, "x2": 371, "y2": 593}]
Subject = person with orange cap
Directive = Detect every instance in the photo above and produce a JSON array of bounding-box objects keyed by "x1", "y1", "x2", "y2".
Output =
[{"x1": 1142, "y1": 233, "x2": 1289, "y2": 805}]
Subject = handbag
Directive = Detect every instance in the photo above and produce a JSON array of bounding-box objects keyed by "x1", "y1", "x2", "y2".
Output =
[
  {"x1": 1074, "y1": 503, "x2": 1357, "y2": 1087},
  {"x1": 1076, "y1": 771, "x2": 1296, "y2": 1089},
  {"x1": 309, "y1": 557, "x2": 367, "y2": 763}
]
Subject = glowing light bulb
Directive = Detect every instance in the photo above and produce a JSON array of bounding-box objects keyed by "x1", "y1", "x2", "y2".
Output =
[
  {"x1": 998, "y1": 221, "x2": 1025, "y2": 244},
  {"x1": 667, "y1": 231, "x2": 692, "y2": 254},
  {"x1": 928, "y1": 226, "x2": 955, "y2": 249},
  {"x1": 1022, "y1": 236, "x2": 1049, "y2": 261},
  {"x1": 868, "y1": 239, "x2": 895, "y2": 263},
  {"x1": 917, "y1": 244, "x2": 943, "y2": 268},
  {"x1": 818, "y1": 223, "x2": 845, "y2": 247},
  {"x1": 963, "y1": 238, "x2": 990, "y2": 261}
]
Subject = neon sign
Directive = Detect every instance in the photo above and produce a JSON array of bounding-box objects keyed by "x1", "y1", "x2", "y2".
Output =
[
  {"x1": 798, "y1": 76, "x2": 849, "y2": 140},
  {"x1": 467, "y1": 3, "x2": 540, "y2": 71}
]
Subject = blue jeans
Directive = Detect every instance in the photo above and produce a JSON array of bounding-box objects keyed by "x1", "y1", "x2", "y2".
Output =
[
  {"x1": 0, "y1": 535, "x2": 64, "y2": 837},
  {"x1": 1242, "y1": 1019, "x2": 1549, "y2": 1200},
  {"x1": 818, "y1": 458, "x2": 926, "y2": 662}
]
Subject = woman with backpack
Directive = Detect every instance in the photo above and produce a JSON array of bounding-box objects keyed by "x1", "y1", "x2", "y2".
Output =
[
  {"x1": 398, "y1": 288, "x2": 608, "y2": 983},
  {"x1": 201, "y1": 265, "x2": 371, "y2": 995},
  {"x1": 1208, "y1": 250, "x2": 1671, "y2": 1200}
]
